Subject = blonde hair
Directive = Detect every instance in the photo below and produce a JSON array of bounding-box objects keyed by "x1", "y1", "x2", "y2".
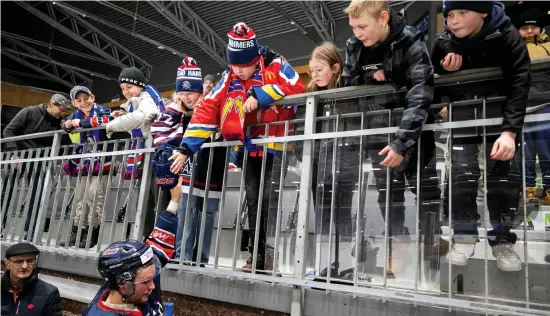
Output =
[
  {"x1": 307, "y1": 42, "x2": 343, "y2": 92},
  {"x1": 344, "y1": 0, "x2": 390, "y2": 19}
]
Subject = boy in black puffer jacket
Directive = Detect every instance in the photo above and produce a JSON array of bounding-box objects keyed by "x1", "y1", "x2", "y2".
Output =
[
  {"x1": 342, "y1": 0, "x2": 442, "y2": 278},
  {"x1": 432, "y1": 1, "x2": 531, "y2": 272}
]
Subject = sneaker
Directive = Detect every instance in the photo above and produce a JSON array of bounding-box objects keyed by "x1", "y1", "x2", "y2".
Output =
[
  {"x1": 228, "y1": 163, "x2": 237, "y2": 169},
  {"x1": 543, "y1": 190, "x2": 550, "y2": 206},
  {"x1": 447, "y1": 243, "x2": 475, "y2": 266},
  {"x1": 492, "y1": 243, "x2": 522, "y2": 272},
  {"x1": 525, "y1": 187, "x2": 538, "y2": 203}
]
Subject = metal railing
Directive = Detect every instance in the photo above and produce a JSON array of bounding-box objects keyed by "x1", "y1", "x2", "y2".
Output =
[{"x1": 1, "y1": 58, "x2": 550, "y2": 316}]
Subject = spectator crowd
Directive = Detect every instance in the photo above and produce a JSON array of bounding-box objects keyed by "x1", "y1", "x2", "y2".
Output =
[{"x1": 2, "y1": 1, "x2": 550, "y2": 314}]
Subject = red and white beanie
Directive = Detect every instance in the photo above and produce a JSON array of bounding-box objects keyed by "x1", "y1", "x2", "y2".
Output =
[
  {"x1": 176, "y1": 57, "x2": 203, "y2": 93},
  {"x1": 226, "y1": 22, "x2": 260, "y2": 66}
]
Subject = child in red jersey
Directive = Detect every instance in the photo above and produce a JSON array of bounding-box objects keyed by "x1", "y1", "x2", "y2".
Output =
[{"x1": 170, "y1": 22, "x2": 304, "y2": 272}]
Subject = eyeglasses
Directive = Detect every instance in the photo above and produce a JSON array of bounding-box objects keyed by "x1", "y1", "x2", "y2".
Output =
[
  {"x1": 9, "y1": 258, "x2": 36, "y2": 266},
  {"x1": 308, "y1": 69, "x2": 325, "y2": 77}
]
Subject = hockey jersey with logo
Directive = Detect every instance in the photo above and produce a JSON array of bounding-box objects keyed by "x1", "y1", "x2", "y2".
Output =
[
  {"x1": 62, "y1": 103, "x2": 114, "y2": 177},
  {"x1": 151, "y1": 101, "x2": 226, "y2": 198},
  {"x1": 181, "y1": 46, "x2": 304, "y2": 157}
]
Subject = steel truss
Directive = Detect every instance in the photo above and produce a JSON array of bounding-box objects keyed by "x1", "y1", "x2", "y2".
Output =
[
  {"x1": 17, "y1": 1, "x2": 152, "y2": 78},
  {"x1": 297, "y1": 1, "x2": 335, "y2": 42},
  {"x1": 147, "y1": 1, "x2": 227, "y2": 67},
  {"x1": 52, "y1": 2, "x2": 190, "y2": 60},
  {"x1": 1, "y1": 37, "x2": 93, "y2": 88}
]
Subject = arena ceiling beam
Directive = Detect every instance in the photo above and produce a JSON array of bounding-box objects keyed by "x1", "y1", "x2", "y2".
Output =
[
  {"x1": 2, "y1": 40, "x2": 90, "y2": 89},
  {"x1": 53, "y1": 2, "x2": 190, "y2": 60},
  {"x1": 147, "y1": 1, "x2": 227, "y2": 68},
  {"x1": 17, "y1": 1, "x2": 152, "y2": 78}
]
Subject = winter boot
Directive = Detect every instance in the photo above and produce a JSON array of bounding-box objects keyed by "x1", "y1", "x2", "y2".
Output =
[
  {"x1": 59, "y1": 226, "x2": 78, "y2": 247},
  {"x1": 79, "y1": 226, "x2": 101, "y2": 248},
  {"x1": 77, "y1": 228, "x2": 89, "y2": 248},
  {"x1": 239, "y1": 253, "x2": 265, "y2": 273}
]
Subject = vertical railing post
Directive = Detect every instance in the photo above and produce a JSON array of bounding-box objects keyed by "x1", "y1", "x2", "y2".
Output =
[
  {"x1": 132, "y1": 137, "x2": 153, "y2": 240},
  {"x1": 291, "y1": 96, "x2": 316, "y2": 316},
  {"x1": 33, "y1": 132, "x2": 61, "y2": 244}
]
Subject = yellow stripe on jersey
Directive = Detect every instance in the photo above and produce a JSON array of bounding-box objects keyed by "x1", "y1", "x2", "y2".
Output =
[
  {"x1": 261, "y1": 85, "x2": 284, "y2": 101},
  {"x1": 184, "y1": 129, "x2": 213, "y2": 139}
]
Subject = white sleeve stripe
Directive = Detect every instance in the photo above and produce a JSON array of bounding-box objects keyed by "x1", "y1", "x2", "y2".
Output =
[
  {"x1": 188, "y1": 124, "x2": 218, "y2": 129},
  {"x1": 280, "y1": 70, "x2": 299, "y2": 86}
]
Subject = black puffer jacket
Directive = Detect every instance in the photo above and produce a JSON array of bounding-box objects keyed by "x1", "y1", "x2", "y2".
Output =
[
  {"x1": 342, "y1": 9, "x2": 434, "y2": 156},
  {"x1": 1, "y1": 272, "x2": 62, "y2": 316},
  {"x1": 431, "y1": 1, "x2": 531, "y2": 133}
]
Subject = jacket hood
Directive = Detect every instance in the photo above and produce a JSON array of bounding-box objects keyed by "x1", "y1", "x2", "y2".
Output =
[
  {"x1": 388, "y1": 9, "x2": 407, "y2": 43},
  {"x1": 444, "y1": 1, "x2": 509, "y2": 40}
]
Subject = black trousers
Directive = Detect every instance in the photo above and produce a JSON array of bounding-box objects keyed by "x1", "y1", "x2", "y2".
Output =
[
  {"x1": 244, "y1": 154, "x2": 285, "y2": 260},
  {"x1": 446, "y1": 136, "x2": 521, "y2": 246},
  {"x1": 312, "y1": 135, "x2": 441, "y2": 240}
]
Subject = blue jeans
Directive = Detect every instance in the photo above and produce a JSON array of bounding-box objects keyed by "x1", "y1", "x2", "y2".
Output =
[
  {"x1": 175, "y1": 194, "x2": 219, "y2": 263},
  {"x1": 229, "y1": 148, "x2": 238, "y2": 165}
]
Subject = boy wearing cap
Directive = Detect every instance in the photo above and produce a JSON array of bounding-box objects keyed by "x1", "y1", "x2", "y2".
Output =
[
  {"x1": 2, "y1": 242, "x2": 61, "y2": 315},
  {"x1": 169, "y1": 22, "x2": 304, "y2": 272},
  {"x1": 513, "y1": 8, "x2": 550, "y2": 58},
  {"x1": 151, "y1": 57, "x2": 226, "y2": 264},
  {"x1": 432, "y1": 1, "x2": 531, "y2": 271},
  {"x1": 60, "y1": 86, "x2": 114, "y2": 249},
  {"x1": 106, "y1": 67, "x2": 164, "y2": 138},
  {"x1": 512, "y1": 7, "x2": 550, "y2": 206},
  {"x1": 106, "y1": 67, "x2": 166, "y2": 238}
]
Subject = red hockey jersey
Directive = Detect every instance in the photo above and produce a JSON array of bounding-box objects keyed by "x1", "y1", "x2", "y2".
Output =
[{"x1": 182, "y1": 47, "x2": 304, "y2": 156}]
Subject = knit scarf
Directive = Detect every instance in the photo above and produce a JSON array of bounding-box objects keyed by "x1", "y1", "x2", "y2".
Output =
[
  {"x1": 225, "y1": 56, "x2": 266, "y2": 152},
  {"x1": 76, "y1": 103, "x2": 104, "y2": 144}
]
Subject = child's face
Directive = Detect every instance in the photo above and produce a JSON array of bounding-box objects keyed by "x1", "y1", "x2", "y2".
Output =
[
  {"x1": 177, "y1": 92, "x2": 201, "y2": 110},
  {"x1": 73, "y1": 92, "x2": 95, "y2": 113},
  {"x1": 231, "y1": 64, "x2": 257, "y2": 81},
  {"x1": 446, "y1": 10, "x2": 487, "y2": 39},
  {"x1": 519, "y1": 25, "x2": 541, "y2": 38},
  {"x1": 120, "y1": 83, "x2": 143, "y2": 99},
  {"x1": 309, "y1": 58, "x2": 337, "y2": 88},
  {"x1": 349, "y1": 11, "x2": 389, "y2": 47}
]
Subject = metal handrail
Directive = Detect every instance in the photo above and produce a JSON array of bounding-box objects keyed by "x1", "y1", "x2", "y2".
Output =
[{"x1": 2, "y1": 57, "x2": 549, "y2": 145}]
